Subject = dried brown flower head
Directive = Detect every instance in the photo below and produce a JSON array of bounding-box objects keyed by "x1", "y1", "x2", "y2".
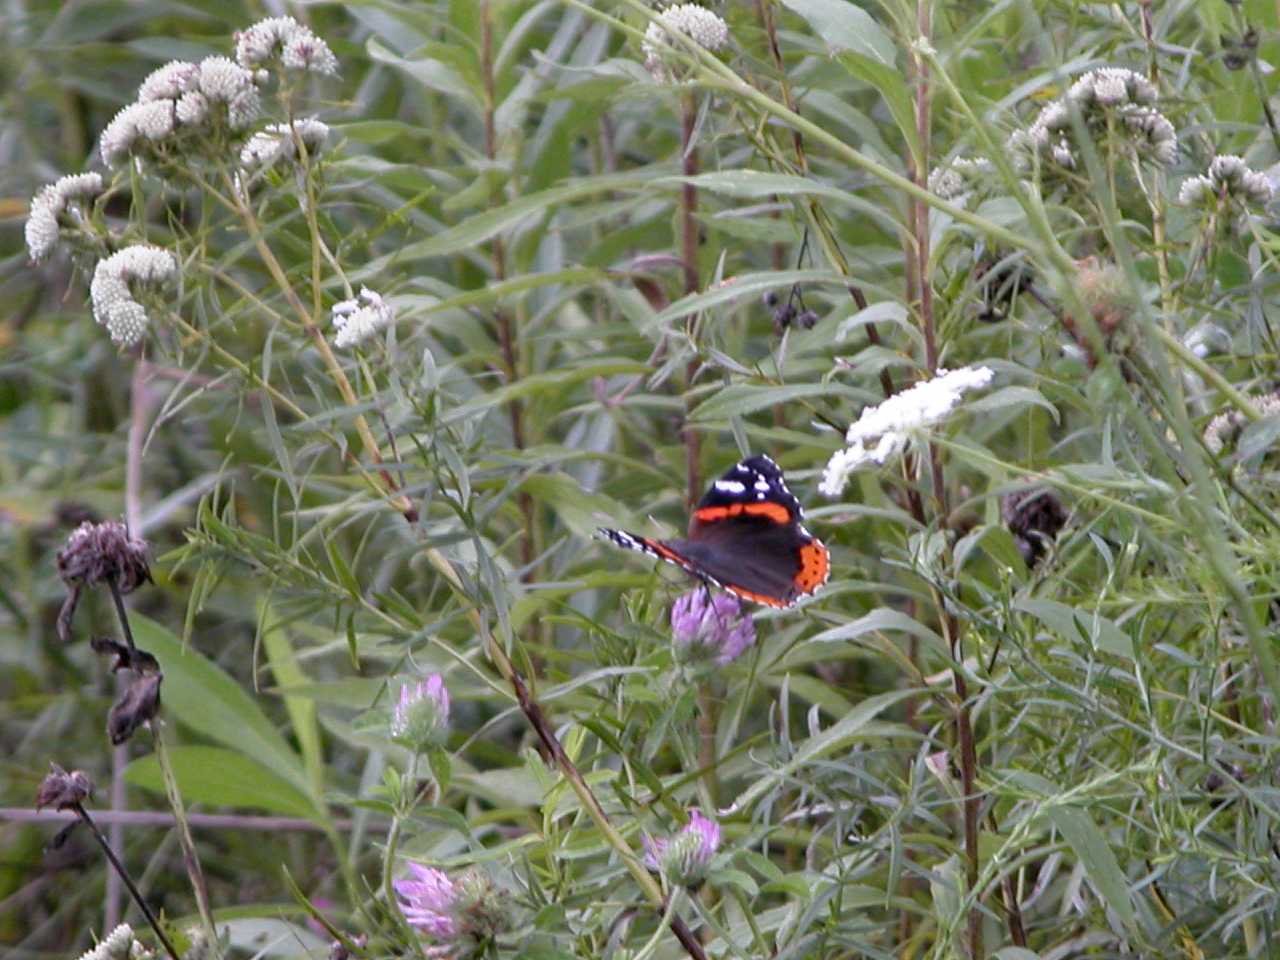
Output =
[
  {"x1": 1002, "y1": 488, "x2": 1067, "y2": 566},
  {"x1": 56, "y1": 521, "x2": 151, "y2": 593},
  {"x1": 107, "y1": 672, "x2": 163, "y2": 746},
  {"x1": 35, "y1": 762, "x2": 93, "y2": 811}
]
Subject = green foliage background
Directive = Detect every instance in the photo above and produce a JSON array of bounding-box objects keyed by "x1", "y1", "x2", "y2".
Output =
[{"x1": 3, "y1": 0, "x2": 1280, "y2": 958}]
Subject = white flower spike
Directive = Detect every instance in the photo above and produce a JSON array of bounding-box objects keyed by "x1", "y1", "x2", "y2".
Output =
[
  {"x1": 820, "y1": 367, "x2": 994, "y2": 497},
  {"x1": 89, "y1": 245, "x2": 177, "y2": 347},
  {"x1": 24, "y1": 172, "x2": 103, "y2": 261},
  {"x1": 332, "y1": 287, "x2": 394, "y2": 349}
]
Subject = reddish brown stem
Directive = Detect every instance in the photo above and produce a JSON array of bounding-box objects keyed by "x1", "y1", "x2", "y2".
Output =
[
  {"x1": 509, "y1": 670, "x2": 708, "y2": 960},
  {"x1": 481, "y1": 1, "x2": 535, "y2": 569}
]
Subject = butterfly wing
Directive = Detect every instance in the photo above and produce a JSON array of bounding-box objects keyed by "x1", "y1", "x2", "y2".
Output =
[{"x1": 598, "y1": 455, "x2": 829, "y2": 608}]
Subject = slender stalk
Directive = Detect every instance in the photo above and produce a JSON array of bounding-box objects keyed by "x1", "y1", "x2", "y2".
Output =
[
  {"x1": 151, "y1": 724, "x2": 218, "y2": 952},
  {"x1": 107, "y1": 582, "x2": 140, "y2": 658},
  {"x1": 481, "y1": 0, "x2": 537, "y2": 571},
  {"x1": 680, "y1": 92, "x2": 702, "y2": 504},
  {"x1": 220, "y1": 171, "x2": 417, "y2": 522},
  {"x1": 383, "y1": 752, "x2": 427, "y2": 959},
  {"x1": 72, "y1": 803, "x2": 183, "y2": 960},
  {"x1": 752, "y1": 0, "x2": 891, "y2": 398},
  {"x1": 910, "y1": 4, "x2": 979, "y2": 955}
]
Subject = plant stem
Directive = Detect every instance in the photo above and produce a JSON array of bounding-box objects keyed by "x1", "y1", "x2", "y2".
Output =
[
  {"x1": 151, "y1": 723, "x2": 218, "y2": 954},
  {"x1": 418, "y1": 546, "x2": 707, "y2": 960},
  {"x1": 383, "y1": 752, "x2": 427, "y2": 958},
  {"x1": 73, "y1": 803, "x2": 183, "y2": 960},
  {"x1": 221, "y1": 171, "x2": 417, "y2": 522},
  {"x1": 911, "y1": 4, "x2": 979, "y2": 954},
  {"x1": 107, "y1": 581, "x2": 139, "y2": 658},
  {"x1": 481, "y1": 0, "x2": 537, "y2": 572},
  {"x1": 751, "y1": 0, "x2": 891, "y2": 399},
  {"x1": 681, "y1": 92, "x2": 702, "y2": 504}
]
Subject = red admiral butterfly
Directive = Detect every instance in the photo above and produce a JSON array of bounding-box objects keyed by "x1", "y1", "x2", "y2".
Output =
[{"x1": 599, "y1": 454, "x2": 830, "y2": 608}]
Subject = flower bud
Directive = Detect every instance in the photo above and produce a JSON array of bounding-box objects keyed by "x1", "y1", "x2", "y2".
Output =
[
  {"x1": 390, "y1": 674, "x2": 450, "y2": 750},
  {"x1": 644, "y1": 809, "x2": 721, "y2": 886}
]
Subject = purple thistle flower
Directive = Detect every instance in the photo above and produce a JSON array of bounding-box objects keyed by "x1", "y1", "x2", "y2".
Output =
[
  {"x1": 643, "y1": 809, "x2": 721, "y2": 886},
  {"x1": 670, "y1": 590, "x2": 756, "y2": 665},
  {"x1": 394, "y1": 863, "x2": 459, "y2": 940},
  {"x1": 394, "y1": 863, "x2": 509, "y2": 944},
  {"x1": 391, "y1": 674, "x2": 450, "y2": 750}
]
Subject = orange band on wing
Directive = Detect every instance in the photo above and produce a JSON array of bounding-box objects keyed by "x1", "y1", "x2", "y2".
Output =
[
  {"x1": 693, "y1": 501, "x2": 793, "y2": 524},
  {"x1": 794, "y1": 541, "x2": 830, "y2": 594},
  {"x1": 723, "y1": 583, "x2": 791, "y2": 608}
]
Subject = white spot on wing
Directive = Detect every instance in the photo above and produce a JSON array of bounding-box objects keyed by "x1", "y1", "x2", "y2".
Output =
[{"x1": 715, "y1": 480, "x2": 747, "y2": 494}]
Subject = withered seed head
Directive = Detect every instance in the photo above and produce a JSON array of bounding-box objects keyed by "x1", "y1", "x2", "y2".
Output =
[
  {"x1": 36, "y1": 762, "x2": 93, "y2": 811},
  {"x1": 90, "y1": 636, "x2": 161, "y2": 674},
  {"x1": 1002, "y1": 488, "x2": 1068, "y2": 566},
  {"x1": 107, "y1": 672, "x2": 163, "y2": 745},
  {"x1": 57, "y1": 521, "x2": 152, "y2": 594}
]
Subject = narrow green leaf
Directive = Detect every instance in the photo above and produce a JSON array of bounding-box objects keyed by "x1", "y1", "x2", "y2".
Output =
[
  {"x1": 689, "y1": 382, "x2": 875, "y2": 422},
  {"x1": 1048, "y1": 807, "x2": 1136, "y2": 928},
  {"x1": 780, "y1": 0, "x2": 896, "y2": 64},
  {"x1": 125, "y1": 746, "x2": 319, "y2": 819},
  {"x1": 258, "y1": 602, "x2": 325, "y2": 802},
  {"x1": 725, "y1": 688, "x2": 917, "y2": 813},
  {"x1": 1014, "y1": 598, "x2": 1134, "y2": 661}
]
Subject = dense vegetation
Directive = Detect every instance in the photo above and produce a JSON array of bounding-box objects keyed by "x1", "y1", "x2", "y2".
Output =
[{"x1": 5, "y1": 1, "x2": 1280, "y2": 958}]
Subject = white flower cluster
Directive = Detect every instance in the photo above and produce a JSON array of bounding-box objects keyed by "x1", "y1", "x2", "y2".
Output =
[
  {"x1": 819, "y1": 366, "x2": 994, "y2": 497},
  {"x1": 235, "y1": 16, "x2": 338, "y2": 76},
  {"x1": 24, "y1": 172, "x2": 103, "y2": 261},
  {"x1": 75, "y1": 923, "x2": 144, "y2": 960},
  {"x1": 332, "y1": 287, "x2": 394, "y2": 349},
  {"x1": 1009, "y1": 66, "x2": 1176, "y2": 169},
  {"x1": 1067, "y1": 67, "x2": 1157, "y2": 108},
  {"x1": 642, "y1": 4, "x2": 730, "y2": 83},
  {"x1": 240, "y1": 118, "x2": 331, "y2": 170},
  {"x1": 1203, "y1": 394, "x2": 1280, "y2": 455},
  {"x1": 89, "y1": 245, "x2": 177, "y2": 347},
  {"x1": 101, "y1": 56, "x2": 261, "y2": 166},
  {"x1": 928, "y1": 157, "x2": 995, "y2": 201},
  {"x1": 1178, "y1": 154, "x2": 1273, "y2": 209}
]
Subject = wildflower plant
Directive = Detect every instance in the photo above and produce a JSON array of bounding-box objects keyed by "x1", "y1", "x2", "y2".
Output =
[{"x1": 13, "y1": 3, "x2": 1280, "y2": 960}]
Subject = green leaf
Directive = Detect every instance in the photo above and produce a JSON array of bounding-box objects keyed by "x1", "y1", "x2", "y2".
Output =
[
  {"x1": 125, "y1": 746, "x2": 319, "y2": 819},
  {"x1": 366, "y1": 39, "x2": 481, "y2": 111},
  {"x1": 810, "y1": 607, "x2": 946, "y2": 653},
  {"x1": 837, "y1": 52, "x2": 919, "y2": 163},
  {"x1": 657, "y1": 170, "x2": 849, "y2": 201},
  {"x1": 689, "y1": 382, "x2": 875, "y2": 422},
  {"x1": 130, "y1": 615, "x2": 309, "y2": 793},
  {"x1": 780, "y1": 0, "x2": 896, "y2": 64},
  {"x1": 965, "y1": 386, "x2": 1060, "y2": 423},
  {"x1": 258, "y1": 602, "x2": 325, "y2": 802},
  {"x1": 724, "y1": 688, "x2": 917, "y2": 813},
  {"x1": 385, "y1": 171, "x2": 652, "y2": 262},
  {"x1": 1048, "y1": 806, "x2": 1136, "y2": 929},
  {"x1": 1014, "y1": 598, "x2": 1134, "y2": 661},
  {"x1": 520, "y1": 473, "x2": 634, "y2": 538},
  {"x1": 653, "y1": 269, "x2": 851, "y2": 325}
]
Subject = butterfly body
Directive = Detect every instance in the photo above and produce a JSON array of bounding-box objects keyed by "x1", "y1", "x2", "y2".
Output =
[{"x1": 599, "y1": 454, "x2": 829, "y2": 608}]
